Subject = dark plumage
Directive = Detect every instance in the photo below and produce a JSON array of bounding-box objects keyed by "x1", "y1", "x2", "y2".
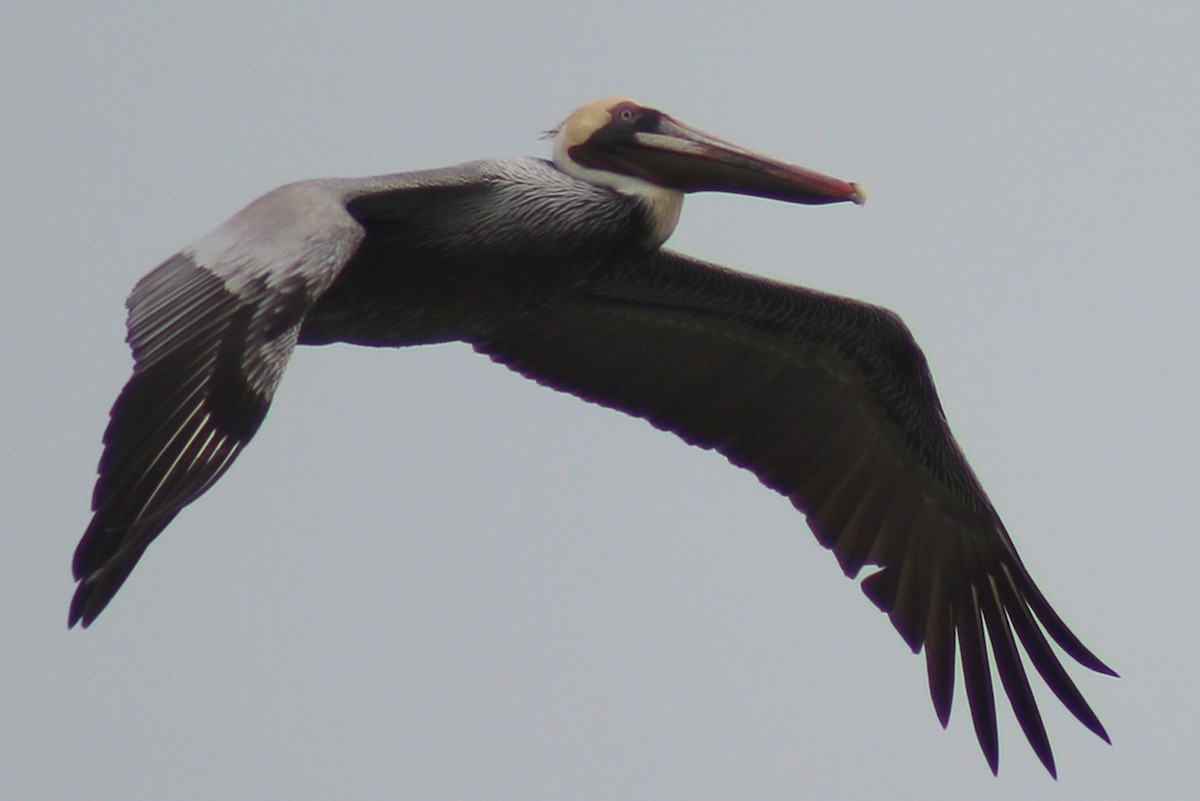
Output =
[{"x1": 73, "y1": 99, "x2": 1113, "y2": 776}]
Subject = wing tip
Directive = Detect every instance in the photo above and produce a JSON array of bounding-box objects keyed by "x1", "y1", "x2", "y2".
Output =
[
  {"x1": 67, "y1": 585, "x2": 99, "y2": 629},
  {"x1": 983, "y1": 745, "x2": 1000, "y2": 776},
  {"x1": 68, "y1": 548, "x2": 139, "y2": 629}
]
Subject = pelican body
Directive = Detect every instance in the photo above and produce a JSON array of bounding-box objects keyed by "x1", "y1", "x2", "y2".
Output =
[{"x1": 72, "y1": 98, "x2": 1112, "y2": 775}]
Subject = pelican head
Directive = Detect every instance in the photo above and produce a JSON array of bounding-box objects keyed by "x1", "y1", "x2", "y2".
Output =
[{"x1": 553, "y1": 97, "x2": 863, "y2": 246}]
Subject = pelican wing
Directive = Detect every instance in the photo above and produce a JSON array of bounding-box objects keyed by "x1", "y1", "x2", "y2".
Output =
[
  {"x1": 69, "y1": 181, "x2": 371, "y2": 627},
  {"x1": 473, "y1": 249, "x2": 1113, "y2": 775},
  {"x1": 71, "y1": 165, "x2": 513, "y2": 628}
]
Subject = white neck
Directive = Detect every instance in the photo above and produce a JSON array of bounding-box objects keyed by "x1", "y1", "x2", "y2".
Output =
[{"x1": 552, "y1": 130, "x2": 684, "y2": 248}]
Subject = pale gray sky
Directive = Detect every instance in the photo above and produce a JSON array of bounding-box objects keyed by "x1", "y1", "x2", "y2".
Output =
[{"x1": 2, "y1": 3, "x2": 1196, "y2": 798}]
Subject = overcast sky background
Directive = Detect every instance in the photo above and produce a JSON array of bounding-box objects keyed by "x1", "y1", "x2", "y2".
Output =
[{"x1": 2, "y1": 3, "x2": 1197, "y2": 799}]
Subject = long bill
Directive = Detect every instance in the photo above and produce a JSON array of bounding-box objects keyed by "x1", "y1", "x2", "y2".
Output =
[{"x1": 571, "y1": 115, "x2": 864, "y2": 206}]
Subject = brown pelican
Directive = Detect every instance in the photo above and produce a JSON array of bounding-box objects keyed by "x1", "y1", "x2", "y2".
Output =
[{"x1": 71, "y1": 97, "x2": 1113, "y2": 775}]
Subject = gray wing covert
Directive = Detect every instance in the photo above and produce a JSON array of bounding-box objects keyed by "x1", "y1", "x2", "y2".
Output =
[{"x1": 472, "y1": 249, "x2": 1113, "y2": 774}]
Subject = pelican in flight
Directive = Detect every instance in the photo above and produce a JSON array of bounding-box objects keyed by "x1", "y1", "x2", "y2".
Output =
[{"x1": 72, "y1": 97, "x2": 1113, "y2": 775}]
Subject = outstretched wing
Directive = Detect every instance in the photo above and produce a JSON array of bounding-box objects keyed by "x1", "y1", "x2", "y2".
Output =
[
  {"x1": 473, "y1": 248, "x2": 1114, "y2": 775},
  {"x1": 70, "y1": 181, "x2": 365, "y2": 627},
  {"x1": 72, "y1": 164, "x2": 510, "y2": 627}
]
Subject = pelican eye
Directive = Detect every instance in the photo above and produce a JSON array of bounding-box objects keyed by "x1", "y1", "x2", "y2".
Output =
[
  {"x1": 614, "y1": 104, "x2": 638, "y2": 123},
  {"x1": 608, "y1": 103, "x2": 663, "y2": 135}
]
